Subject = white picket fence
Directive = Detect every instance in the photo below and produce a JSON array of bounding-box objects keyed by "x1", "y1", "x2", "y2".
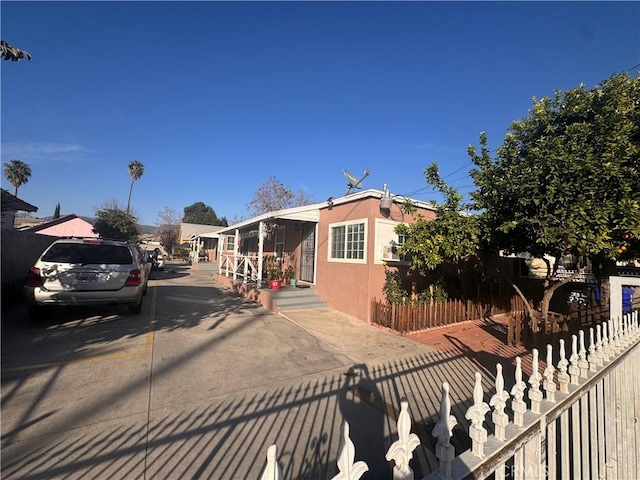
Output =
[{"x1": 258, "y1": 310, "x2": 640, "y2": 480}]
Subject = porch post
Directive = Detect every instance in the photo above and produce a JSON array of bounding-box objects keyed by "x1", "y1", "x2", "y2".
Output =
[
  {"x1": 233, "y1": 228, "x2": 239, "y2": 281},
  {"x1": 258, "y1": 221, "x2": 265, "y2": 289}
]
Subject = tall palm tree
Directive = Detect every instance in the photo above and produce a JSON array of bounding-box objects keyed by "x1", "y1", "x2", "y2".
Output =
[
  {"x1": 126, "y1": 160, "x2": 145, "y2": 214},
  {"x1": 3, "y1": 159, "x2": 32, "y2": 196}
]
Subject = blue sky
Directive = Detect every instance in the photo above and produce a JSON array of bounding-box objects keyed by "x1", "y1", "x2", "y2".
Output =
[{"x1": 2, "y1": 1, "x2": 638, "y2": 226}]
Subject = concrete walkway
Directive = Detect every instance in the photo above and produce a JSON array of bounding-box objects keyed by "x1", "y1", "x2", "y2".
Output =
[{"x1": 1, "y1": 264, "x2": 487, "y2": 480}]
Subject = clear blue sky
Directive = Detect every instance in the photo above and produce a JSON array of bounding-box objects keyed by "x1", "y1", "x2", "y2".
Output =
[{"x1": 2, "y1": 1, "x2": 638, "y2": 226}]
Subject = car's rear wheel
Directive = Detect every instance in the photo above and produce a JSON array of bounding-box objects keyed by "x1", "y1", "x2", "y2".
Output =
[
  {"x1": 27, "y1": 305, "x2": 46, "y2": 321},
  {"x1": 128, "y1": 297, "x2": 143, "y2": 315}
]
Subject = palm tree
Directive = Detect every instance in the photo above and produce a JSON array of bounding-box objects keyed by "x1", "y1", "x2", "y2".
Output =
[
  {"x1": 3, "y1": 159, "x2": 32, "y2": 196},
  {"x1": 126, "y1": 160, "x2": 145, "y2": 214}
]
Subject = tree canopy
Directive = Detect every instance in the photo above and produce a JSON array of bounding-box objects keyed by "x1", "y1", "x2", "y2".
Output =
[
  {"x1": 469, "y1": 72, "x2": 640, "y2": 272},
  {"x1": 156, "y1": 207, "x2": 181, "y2": 251},
  {"x1": 93, "y1": 207, "x2": 139, "y2": 242},
  {"x1": 3, "y1": 159, "x2": 32, "y2": 196},
  {"x1": 397, "y1": 163, "x2": 480, "y2": 274},
  {"x1": 1, "y1": 40, "x2": 32, "y2": 61},
  {"x1": 126, "y1": 160, "x2": 145, "y2": 214},
  {"x1": 246, "y1": 176, "x2": 315, "y2": 217},
  {"x1": 182, "y1": 202, "x2": 228, "y2": 226},
  {"x1": 397, "y1": 72, "x2": 640, "y2": 320}
]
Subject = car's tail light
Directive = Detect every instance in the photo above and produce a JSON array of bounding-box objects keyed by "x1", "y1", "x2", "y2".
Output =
[
  {"x1": 125, "y1": 269, "x2": 142, "y2": 286},
  {"x1": 25, "y1": 267, "x2": 43, "y2": 287}
]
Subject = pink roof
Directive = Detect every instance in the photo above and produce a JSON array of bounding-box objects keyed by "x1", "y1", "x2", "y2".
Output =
[{"x1": 32, "y1": 216, "x2": 98, "y2": 238}]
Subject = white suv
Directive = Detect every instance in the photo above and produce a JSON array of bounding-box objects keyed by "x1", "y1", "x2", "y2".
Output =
[{"x1": 24, "y1": 238, "x2": 152, "y2": 317}]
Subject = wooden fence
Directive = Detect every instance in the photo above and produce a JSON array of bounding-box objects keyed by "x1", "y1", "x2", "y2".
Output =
[
  {"x1": 371, "y1": 295, "x2": 528, "y2": 334},
  {"x1": 507, "y1": 297, "x2": 640, "y2": 348}
]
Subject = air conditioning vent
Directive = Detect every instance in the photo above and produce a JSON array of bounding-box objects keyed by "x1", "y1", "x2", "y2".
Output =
[{"x1": 381, "y1": 244, "x2": 401, "y2": 261}]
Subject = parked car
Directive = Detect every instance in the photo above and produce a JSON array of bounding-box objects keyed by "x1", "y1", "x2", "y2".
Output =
[{"x1": 24, "y1": 237, "x2": 153, "y2": 317}]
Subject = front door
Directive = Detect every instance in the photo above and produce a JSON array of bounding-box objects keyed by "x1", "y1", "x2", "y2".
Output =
[{"x1": 299, "y1": 222, "x2": 316, "y2": 283}]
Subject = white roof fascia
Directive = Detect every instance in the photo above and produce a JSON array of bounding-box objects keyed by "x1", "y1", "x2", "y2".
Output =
[
  {"x1": 328, "y1": 188, "x2": 437, "y2": 212},
  {"x1": 216, "y1": 189, "x2": 436, "y2": 235},
  {"x1": 217, "y1": 203, "x2": 322, "y2": 234}
]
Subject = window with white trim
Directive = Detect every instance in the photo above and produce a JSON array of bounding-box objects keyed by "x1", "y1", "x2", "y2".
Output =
[
  {"x1": 225, "y1": 235, "x2": 235, "y2": 252},
  {"x1": 329, "y1": 220, "x2": 367, "y2": 263}
]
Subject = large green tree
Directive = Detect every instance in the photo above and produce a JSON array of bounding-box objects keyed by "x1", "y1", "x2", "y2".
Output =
[
  {"x1": 469, "y1": 72, "x2": 640, "y2": 318},
  {"x1": 182, "y1": 202, "x2": 228, "y2": 226},
  {"x1": 93, "y1": 207, "x2": 139, "y2": 241},
  {"x1": 3, "y1": 159, "x2": 32, "y2": 196},
  {"x1": 126, "y1": 160, "x2": 145, "y2": 214}
]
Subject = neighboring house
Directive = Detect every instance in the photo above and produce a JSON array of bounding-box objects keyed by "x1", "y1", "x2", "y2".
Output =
[
  {"x1": 1, "y1": 189, "x2": 38, "y2": 229},
  {"x1": 213, "y1": 187, "x2": 437, "y2": 323},
  {"x1": 23, "y1": 214, "x2": 98, "y2": 238},
  {"x1": 179, "y1": 223, "x2": 226, "y2": 262}
]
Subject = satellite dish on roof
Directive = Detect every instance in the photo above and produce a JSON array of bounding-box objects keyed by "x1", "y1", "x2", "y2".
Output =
[{"x1": 343, "y1": 168, "x2": 370, "y2": 195}]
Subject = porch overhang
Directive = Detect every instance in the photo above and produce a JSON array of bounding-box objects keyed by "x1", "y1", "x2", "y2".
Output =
[{"x1": 216, "y1": 206, "x2": 320, "y2": 235}]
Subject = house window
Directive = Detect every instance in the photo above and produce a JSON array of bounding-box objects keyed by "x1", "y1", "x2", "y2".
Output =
[
  {"x1": 225, "y1": 235, "x2": 235, "y2": 252},
  {"x1": 329, "y1": 220, "x2": 366, "y2": 263},
  {"x1": 275, "y1": 226, "x2": 285, "y2": 258}
]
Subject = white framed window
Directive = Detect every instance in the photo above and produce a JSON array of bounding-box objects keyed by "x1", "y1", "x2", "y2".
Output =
[
  {"x1": 225, "y1": 235, "x2": 235, "y2": 252},
  {"x1": 328, "y1": 219, "x2": 367, "y2": 263}
]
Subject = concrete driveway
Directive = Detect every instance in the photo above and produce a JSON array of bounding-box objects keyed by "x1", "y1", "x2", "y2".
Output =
[{"x1": 1, "y1": 264, "x2": 483, "y2": 479}]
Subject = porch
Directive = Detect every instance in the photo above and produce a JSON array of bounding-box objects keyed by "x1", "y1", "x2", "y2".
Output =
[{"x1": 213, "y1": 269, "x2": 327, "y2": 314}]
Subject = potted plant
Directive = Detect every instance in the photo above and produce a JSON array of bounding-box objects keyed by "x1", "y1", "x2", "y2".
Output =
[
  {"x1": 284, "y1": 265, "x2": 296, "y2": 286},
  {"x1": 265, "y1": 261, "x2": 283, "y2": 290}
]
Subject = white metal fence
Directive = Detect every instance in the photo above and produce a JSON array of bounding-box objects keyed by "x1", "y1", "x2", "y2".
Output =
[{"x1": 258, "y1": 310, "x2": 640, "y2": 479}]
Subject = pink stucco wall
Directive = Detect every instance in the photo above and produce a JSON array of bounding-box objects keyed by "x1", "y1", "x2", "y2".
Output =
[
  {"x1": 36, "y1": 218, "x2": 98, "y2": 238},
  {"x1": 315, "y1": 197, "x2": 435, "y2": 323}
]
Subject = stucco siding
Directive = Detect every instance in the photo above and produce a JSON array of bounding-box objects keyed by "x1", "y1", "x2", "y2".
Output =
[{"x1": 316, "y1": 196, "x2": 436, "y2": 323}]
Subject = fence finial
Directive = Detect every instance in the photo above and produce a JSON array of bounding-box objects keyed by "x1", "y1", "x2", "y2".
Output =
[
  {"x1": 528, "y1": 348, "x2": 543, "y2": 414},
  {"x1": 386, "y1": 398, "x2": 420, "y2": 480},
  {"x1": 490, "y1": 363, "x2": 510, "y2": 440},
  {"x1": 260, "y1": 445, "x2": 284, "y2": 480},
  {"x1": 569, "y1": 334, "x2": 580, "y2": 384},
  {"x1": 465, "y1": 372, "x2": 490, "y2": 458},
  {"x1": 587, "y1": 327, "x2": 598, "y2": 372},
  {"x1": 332, "y1": 420, "x2": 369, "y2": 480},
  {"x1": 511, "y1": 357, "x2": 527, "y2": 426},
  {"x1": 543, "y1": 344, "x2": 556, "y2": 402},
  {"x1": 557, "y1": 339, "x2": 569, "y2": 394},
  {"x1": 595, "y1": 324, "x2": 604, "y2": 366},
  {"x1": 601, "y1": 322, "x2": 610, "y2": 361},
  {"x1": 609, "y1": 319, "x2": 619, "y2": 353},
  {"x1": 578, "y1": 330, "x2": 589, "y2": 377},
  {"x1": 432, "y1": 382, "x2": 457, "y2": 480}
]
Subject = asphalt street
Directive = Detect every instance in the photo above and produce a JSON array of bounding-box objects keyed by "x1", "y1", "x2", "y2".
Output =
[{"x1": 1, "y1": 264, "x2": 482, "y2": 480}]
